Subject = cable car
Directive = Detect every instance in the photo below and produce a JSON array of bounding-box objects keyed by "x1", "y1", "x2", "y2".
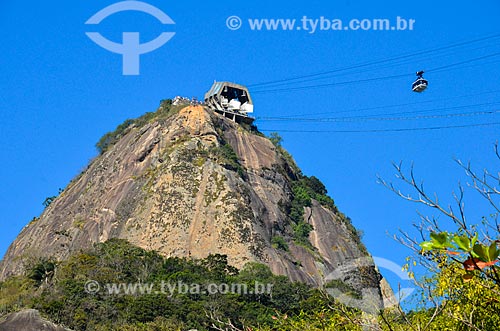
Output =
[{"x1": 412, "y1": 71, "x2": 428, "y2": 92}]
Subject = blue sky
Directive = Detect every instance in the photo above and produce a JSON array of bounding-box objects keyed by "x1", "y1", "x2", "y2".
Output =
[{"x1": 1, "y1": 0, "x2": 499, "y2": 299}]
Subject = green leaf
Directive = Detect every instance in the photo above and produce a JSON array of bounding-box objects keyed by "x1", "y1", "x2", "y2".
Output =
[
  {"x1": 453, "y1": 235, "x2": 471, "y2": 252},
  {"x1": 472, "y1": 242, "x2": 500, "y2": 262},
  {"x1": 470, "y1": 233, "x2": 478, "y2": 247},
  {"x1": 487, "y1": 242, "x2": 500, "y2": 262},
  {"x1": 420, "y1": 241, "x2": 435, "y2": 251},
  {"x1": 473, "y1": 244, "x2": 490, "y2": 262},
  {"x1": 471, "y1": 244, "x2": 481, "y2": 258},
  {"x1": 430, "y1": 232, "x2": 453, "y2": 249}
]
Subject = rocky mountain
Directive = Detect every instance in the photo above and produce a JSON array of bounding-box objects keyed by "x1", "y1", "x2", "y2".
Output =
[
  {"x1": 0, "y1": 309, "x2": 71, "y2": 331},
  {"x1": 0, "y1": 102, "x2": 388, "y2": 304}
]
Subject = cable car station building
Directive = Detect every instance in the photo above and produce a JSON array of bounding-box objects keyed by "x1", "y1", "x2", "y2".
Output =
[{"x1": 204, "y1": 81, "x2": 255, "y2": 124}]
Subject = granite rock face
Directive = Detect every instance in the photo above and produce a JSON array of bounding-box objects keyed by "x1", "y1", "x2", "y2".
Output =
[
  {"x1": 0, "y1": 309, "x2": 71, "y2": 331},
  {"x1": 0, "y1": 105, "x2": 387, "y2": 304}
]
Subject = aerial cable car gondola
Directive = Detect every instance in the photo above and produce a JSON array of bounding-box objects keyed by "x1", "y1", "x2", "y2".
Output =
[{"x1": 412, "y1": 70, "x2": 428, "y2": 92}]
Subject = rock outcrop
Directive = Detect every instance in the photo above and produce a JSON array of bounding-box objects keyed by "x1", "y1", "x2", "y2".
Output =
[
  {"x1": 0, "y1": 104, "x2": 386, "y2": 304},
  {"x1": 0, "y1": 309, "x2": 71, "y2": 331}
]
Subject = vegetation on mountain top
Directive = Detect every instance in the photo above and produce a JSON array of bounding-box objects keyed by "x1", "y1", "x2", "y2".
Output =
[{"x1": 96, "y1": 99, "x2": 184, "y2": 154}]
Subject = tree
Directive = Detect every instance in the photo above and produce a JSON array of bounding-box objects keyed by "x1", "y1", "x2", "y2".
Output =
[
  {"x1": 28, "y1": 259, "x2": 56, "y2": 285},
  {"x1": 269, "y1": 132, "x2": 283, "y2": 148},
  {"x1": 378, "y1": 143, "x2": 500, "y2": 330},
  {"x1": 200, "y1": 254, "x2": 239, "y2": 278}
]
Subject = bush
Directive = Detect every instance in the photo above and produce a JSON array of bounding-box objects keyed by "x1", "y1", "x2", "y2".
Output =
[
  {"x1": 292, "y1": 222, "x2": 314, "y2": 246},
  {"x1": 95, "y1": 99, "x2": 177, "y2": 155},
  {"x1": 269, "y1": 132, "x2": 283, "y2": 148},
  {"x1": 271, "y1": 236, "x2": 289, "y2": 251},
  {"x1": 212, "y1": 142, "x2": 246, "y2": 179},
  {"x1": 96, "y1": 119, "x2": 135, "y2": 154}
]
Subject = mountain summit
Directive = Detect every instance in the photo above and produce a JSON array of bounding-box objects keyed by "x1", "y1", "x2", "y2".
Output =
[{"x1": 0, "y1": 100, "x2": 387, "y2": 302}]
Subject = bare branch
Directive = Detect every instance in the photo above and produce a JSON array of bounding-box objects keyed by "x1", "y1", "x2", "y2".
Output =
[{"x1": 206, "y1": 310, "x2": 246, "y2": 331}]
